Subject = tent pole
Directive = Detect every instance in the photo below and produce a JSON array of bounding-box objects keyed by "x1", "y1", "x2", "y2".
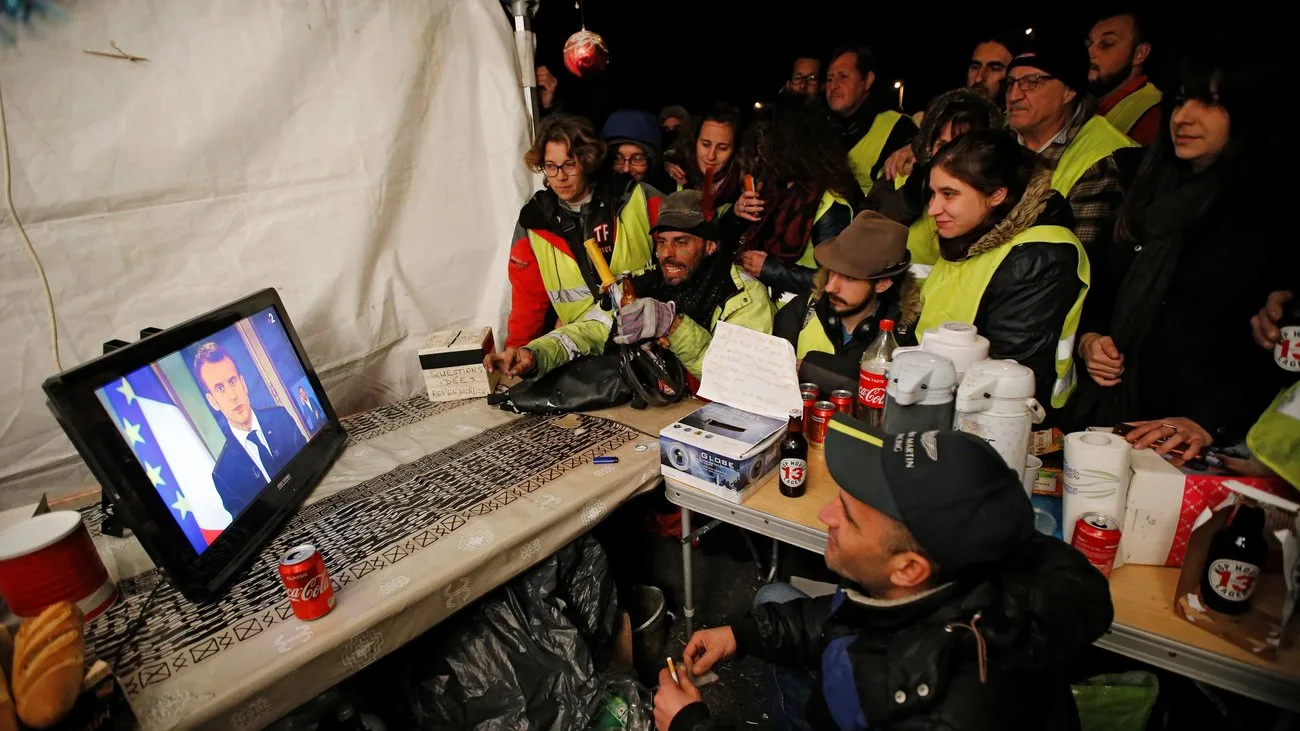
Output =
[{"x1": 510, "y1": 0, "x2": 540, "y2": 140}]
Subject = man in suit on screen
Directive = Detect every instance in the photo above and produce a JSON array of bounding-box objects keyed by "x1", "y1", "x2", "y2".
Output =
[
  {"x1": 194, "y1": 342, "x2": 306, "y2": 518},
  {"x1": 297, "y1": 385, "x2": 325, "y2": 433}
]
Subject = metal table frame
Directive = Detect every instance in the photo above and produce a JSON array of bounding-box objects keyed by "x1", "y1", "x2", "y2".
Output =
[{"x1": 664, "y1": 478, "x2": 1300, "y2": 713}]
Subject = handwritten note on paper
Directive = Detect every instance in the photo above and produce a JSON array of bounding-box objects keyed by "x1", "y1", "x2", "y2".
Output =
[{"x1": 697, "y1": 321, "x2": 804, "y2": 420}]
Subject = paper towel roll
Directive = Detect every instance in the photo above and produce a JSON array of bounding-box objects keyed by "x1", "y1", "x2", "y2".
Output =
[{"x1": 1062, "y1": 431, "x2": 1132, "y2": 542}]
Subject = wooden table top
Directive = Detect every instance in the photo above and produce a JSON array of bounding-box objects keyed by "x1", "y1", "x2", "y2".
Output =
[{"x1": 741, "y1": 446, "x2": 837, "y2": 532}]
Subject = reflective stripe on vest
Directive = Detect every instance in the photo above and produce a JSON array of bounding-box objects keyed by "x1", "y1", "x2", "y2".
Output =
[
  {"x1": 527, "y1": 185, "x2": 655, "y2": 325},
  {"x1": 1104, "y1": 82, "x2": 1162, "y2": 136},
  {"x1": 1051, "y1": 116, "x2": 1138, "y2": 196},
  {"x1": 793, "y1": 191, "x2": 850, "y2": 269},
  {"x1": 848, "y1": 110, "x2": 905, "y2": 196},
  {"x1": 918, "y1": 224, "x2": 1089, "y2": 408},
  {"x1": 890, "y1": 173, "x2": 939, "y2": 279},
  {"x1": 1246, "y1": 383, "x2": 1300, "y2": 489}
]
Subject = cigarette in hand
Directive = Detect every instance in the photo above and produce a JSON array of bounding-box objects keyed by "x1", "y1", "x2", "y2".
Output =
[{"x1": 667, "y1": 657, "x2": 680, "y2": 685}]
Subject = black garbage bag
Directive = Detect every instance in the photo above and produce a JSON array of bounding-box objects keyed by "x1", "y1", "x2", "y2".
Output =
[{"x1": 393, "y1": 534, "x2": 620, "y2": 730}]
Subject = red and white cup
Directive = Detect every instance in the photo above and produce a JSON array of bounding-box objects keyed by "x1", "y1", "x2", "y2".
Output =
[{"x1": 0, "y1": 511, "x2": 118, "y2": 620}]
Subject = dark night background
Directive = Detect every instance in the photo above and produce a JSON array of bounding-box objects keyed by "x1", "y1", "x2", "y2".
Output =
[{"x1": 528, "y1": 1, "x2": 1256, "y2": 124}]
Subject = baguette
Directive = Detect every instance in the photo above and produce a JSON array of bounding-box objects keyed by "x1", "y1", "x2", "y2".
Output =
[
  {"x1": 11, "y1": 603, "x2": 85, "y2": 729},
  {"x1": 0, "y1": 664, "x2": 18, "y2": 731},
  {"x1": 14, "y1": 657, "x2": 83, "y2": 729}
]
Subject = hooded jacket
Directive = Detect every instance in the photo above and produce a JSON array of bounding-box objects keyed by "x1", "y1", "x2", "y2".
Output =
[
  {"x1": 774, "y1": 268, "x2": 921, "y2": 381},
  {"x1": 919, "y1": 171, "x2": 1085, "y2": 413},
  {"x1": 669, "y1": 534, "x2": 1114, "y2": 731}
]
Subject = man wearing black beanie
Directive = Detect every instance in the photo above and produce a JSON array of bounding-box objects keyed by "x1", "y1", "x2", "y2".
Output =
[{"x1": 1006, "y1": 37, "x2": 1136, "y2": 254}]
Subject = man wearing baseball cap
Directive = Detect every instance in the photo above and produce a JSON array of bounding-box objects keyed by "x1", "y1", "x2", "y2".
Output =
[
  {"x1": 774, "y1": 211, "x2": 918, "y2": 386},
  {"x1": 1006, "y1": 37, "x2": 1136, "y2": 253},
  {"x1": 656, "y1": 415, "x2": 1114, "y2": 730},
  {"x1": 486, "y1": 190, "x2": 773, "y2": 381}
]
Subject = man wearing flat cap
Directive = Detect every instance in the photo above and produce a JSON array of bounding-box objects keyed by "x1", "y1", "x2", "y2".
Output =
[
  {"x1": 1006, "y1": 38, "x2": 1137, "y2": 253},
  {"x1": 774, "y1": 210, "x2": 919, "y2": 385},
  {"x1": 655, "y1": 416, "x2": 1114, "y2": 731}
]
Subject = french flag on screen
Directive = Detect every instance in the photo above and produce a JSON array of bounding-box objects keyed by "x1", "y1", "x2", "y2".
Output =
[{"x1": 104, "y1": 368, "x2": 233, "y2": 552}]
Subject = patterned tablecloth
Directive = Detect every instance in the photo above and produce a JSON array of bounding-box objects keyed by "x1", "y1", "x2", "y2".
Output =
[{"x1": 80, "y1": 396, "x2": 667, "y2": 730}]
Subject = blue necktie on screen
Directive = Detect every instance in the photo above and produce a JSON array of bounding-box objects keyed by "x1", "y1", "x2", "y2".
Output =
[{"x1": 248, "y1": 430, "x2": 273, "y2": 477}]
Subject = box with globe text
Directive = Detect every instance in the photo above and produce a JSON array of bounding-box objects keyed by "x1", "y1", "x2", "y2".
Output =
[{"x1": 659, "y1": 402, "x2": 785, "y2": 504}]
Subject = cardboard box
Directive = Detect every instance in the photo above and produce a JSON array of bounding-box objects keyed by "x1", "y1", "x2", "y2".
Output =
[
  {"x1": 1119, "y1": 449, "x2": 1297, "y2": 567},
  {"x1": 418, "y1": 327, "x2": 498, "y2": 402},
  {"x1": 1173, "y1": 492, "x2": 1299, "y2": 660},
  {"x1": 659, "y1": 402, "x2": 785, "y2": 503}
]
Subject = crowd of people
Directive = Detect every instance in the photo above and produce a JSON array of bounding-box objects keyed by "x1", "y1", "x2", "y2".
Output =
[{"x1": 487, "y1": 10, "x2": 1295, "y2": 730}]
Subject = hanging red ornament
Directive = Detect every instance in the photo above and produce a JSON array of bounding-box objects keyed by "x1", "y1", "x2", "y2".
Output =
[{"x1": 563, "y1": 29, "x2": 608, "y2": 77}]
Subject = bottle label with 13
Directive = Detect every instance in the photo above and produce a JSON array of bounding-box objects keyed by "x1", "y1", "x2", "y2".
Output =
[{"x1": 780, "y1": 458, "x2": 807, "y2": 487}]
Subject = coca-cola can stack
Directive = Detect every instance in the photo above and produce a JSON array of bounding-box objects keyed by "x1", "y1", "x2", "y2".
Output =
[{"x1": 279, "y1": 544, "x2": 336, "y2": 620}]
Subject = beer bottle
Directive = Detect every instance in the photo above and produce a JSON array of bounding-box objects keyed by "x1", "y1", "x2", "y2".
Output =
[
  {"x1": 779, "y1": 409, "x2": 808, "y2": 498},
  {"x1": 1272, "y1": 294, "x2": 1300, "y2": 374},
  {"x1": 1199, "y1": 503, "x2": 1268, "y2": 615}
]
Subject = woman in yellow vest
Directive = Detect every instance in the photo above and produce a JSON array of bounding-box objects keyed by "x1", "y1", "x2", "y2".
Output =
[
  {"x1": 864, "y1": 89, "x2": 1004, "y2": 281},
  {"x1": 506, "y1": 115, "x2": 662, "y2": 348},
  {"x1": 732, "y1": 96, "x2": 859, "y2": 298},
  {"x1": 918, "y1": 130, "x2": 1088, "y2": 418}
]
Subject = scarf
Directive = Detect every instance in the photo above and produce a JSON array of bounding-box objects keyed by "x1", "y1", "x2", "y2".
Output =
[
  {"x1": 738, "y1": 181, "x2": 824, "y2": 265},
  {"x1": 689, "y1": 162, "x2": 742, "y2": 213},
  {"x1": 631, "y1": 253, "x2": 739, "y2": 328}
]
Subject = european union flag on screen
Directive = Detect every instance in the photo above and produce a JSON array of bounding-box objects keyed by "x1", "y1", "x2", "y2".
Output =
[{"x1": 103, "y1": 367, "x2": 220, "y2": 554}]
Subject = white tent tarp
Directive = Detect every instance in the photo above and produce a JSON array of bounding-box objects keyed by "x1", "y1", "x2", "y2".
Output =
[{"x1": 0, "y1": 0, "x2": 532, "y2": 508}]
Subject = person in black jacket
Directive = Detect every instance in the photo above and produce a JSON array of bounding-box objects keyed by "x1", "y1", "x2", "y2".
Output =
[
  {"x1": 732, "y1": 95, "x2": 859, "y2": 299},
  {"x1": 654, "y1": 416, "x2": 1113, "y2": 731},
  {"x1": 916, "y1": 131, "x2": 1087, "y2": 419},
  {"x1": 1071, "y1": 43, "x2": 1292, "y2": 457},
  {"x1": 773, "y1": 211, "x2": 919, "y2": 393}
]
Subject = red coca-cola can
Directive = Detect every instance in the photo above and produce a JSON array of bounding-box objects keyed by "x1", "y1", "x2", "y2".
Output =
[
  {"x1": 279, "y1": 544, "x2": 336, "y2": 620},
  {"x1": 807, "y1": 400, "x2": 835, "y2": 449},
  {"x1": 1071, "y1": 513, "x2": 1121, "y2": 579},
  {"x1": 799, "y1": 383, "x2": 820, "y2": 400},
  {"x1": 829, "y1": 389, "x2": 854, "y2": 416},
  {"x1": 801, "y1": 390, "x2": 818, "y2": 425}
]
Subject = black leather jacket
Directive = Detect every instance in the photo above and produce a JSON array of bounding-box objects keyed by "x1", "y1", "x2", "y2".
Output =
[
  {"x1": 756, "y1": 200, "x2": 854, "y2": 297},
  {"x1": 669, "y1": 535, "x2": 1113, "y2": 731}
]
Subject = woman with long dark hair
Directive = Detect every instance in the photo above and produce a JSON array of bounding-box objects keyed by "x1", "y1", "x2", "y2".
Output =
[
  {"x1": 917, "y1": 130, "x2": 1088, "y2": 416},
  {"x1": 664, "y1": 102, "x2": 744, "y2": 216},
  {"x1": 732, "y1": 95, "x2": 859, "y2": 297},
  {"x1": 1071, "y1": 45, "x2": 1291, "y2": 460}
]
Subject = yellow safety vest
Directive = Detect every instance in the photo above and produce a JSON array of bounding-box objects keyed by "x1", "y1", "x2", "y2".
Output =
[
  {"x1": 918, "y1": 224, "x2": 1090, "y2": 408},
  {"x1": 892, "y1": 174, "x2": 939, "y2": 280},
  {"x1": 1103, "y1": 82, "x2": 1162, "y2": 137},
  {"x1": 1246, "y1": 383, "x2": 1300, "y2": 489},
  {"x1": 848, "y1": 110, "x2": 906, "y2": 196},
  {"x1": 795, "y1": 304, "x2": 837, "y2": 359},
  {"x1": 528, "y1": 185, "x2": 655, "y2": 326},
  {"x1": 791, "y1": 191, "x2": 851, "y2": 269},
  {"x1": 1051, "y1": 116, "x2": 1138, "y2": 196}
]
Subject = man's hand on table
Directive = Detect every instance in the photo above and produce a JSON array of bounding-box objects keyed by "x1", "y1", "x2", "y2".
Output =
[
  {"x1": 484, "y1": 347, "x2": 535, "y2": 377},
  {"x1": 653, "y1": 665, "x2": 703, "y2": 731},
  {"x1": 683, "y1": 626, "x2": 737, "y2": 675}
]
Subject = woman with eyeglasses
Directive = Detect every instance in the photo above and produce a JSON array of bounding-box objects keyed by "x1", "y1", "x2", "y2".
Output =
[
  {"x1": 602, "y1": 109, "x2": 663, "y2": 185},
  {"x1": 916, "y1": 130, "x2": 1087, "y2": 419},
  {"x1": 664, "y1": 103, "x2": 744, "y2": 216},
  {"x1": 505, "y1": 114, "x2": 663, "y2": 349},
  {"x1": 732, "y1": 95, "x2": 860, "y2": 299},
  {"x1": 1068, "y1": 43, "x2": 1292, "y2": 459}
]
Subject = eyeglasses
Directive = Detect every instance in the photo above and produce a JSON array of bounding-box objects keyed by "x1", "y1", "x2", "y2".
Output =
[
  {"x1": 613, "y1": 153, "x2": 649, "y2": 167},
  {"x1": 790, "y1": 73, "x2": 820, "y2": 87},
  {"x1": 1007, "y1": 74, "x2": 1055, "y2": 92},
  {"x1": 543, "y1": 159, "x2": 580, "y2": 177}
]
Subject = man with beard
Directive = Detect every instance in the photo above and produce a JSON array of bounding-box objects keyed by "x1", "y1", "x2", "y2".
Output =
[
  {"x1": 1087, "y1": 11, "x2": 1162, "y2": 145},
  {"x1": 774, "y1": 211, "x2": 919, "y2": 387},
  {"x1": 966, "y1": 33, "x2": 1017, "y2": 104},
  {"x1": 485, "y1": 190, "x2": 774, "y2": 381}
]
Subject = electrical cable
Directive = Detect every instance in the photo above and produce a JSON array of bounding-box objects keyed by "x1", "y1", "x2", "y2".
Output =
[
  {"x1": 0, "y1": 77, "x2": 62, "y2": 371},
  {"x1": 102, "y1": 578, "x2": 165, "y2": 672}
]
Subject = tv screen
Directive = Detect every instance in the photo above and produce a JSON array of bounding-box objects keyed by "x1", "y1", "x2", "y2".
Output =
[
  {"x1": 45, "y1": 289, "x2": 345, "y2": 602},
  {"x1": 93, "y1": 306, "x2": 328, "y2": 555}
]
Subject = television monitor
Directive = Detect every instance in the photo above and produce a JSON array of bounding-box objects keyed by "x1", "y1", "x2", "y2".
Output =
[{"x1": 43, "y1": 289, "x2": 346, "y2": 602}]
